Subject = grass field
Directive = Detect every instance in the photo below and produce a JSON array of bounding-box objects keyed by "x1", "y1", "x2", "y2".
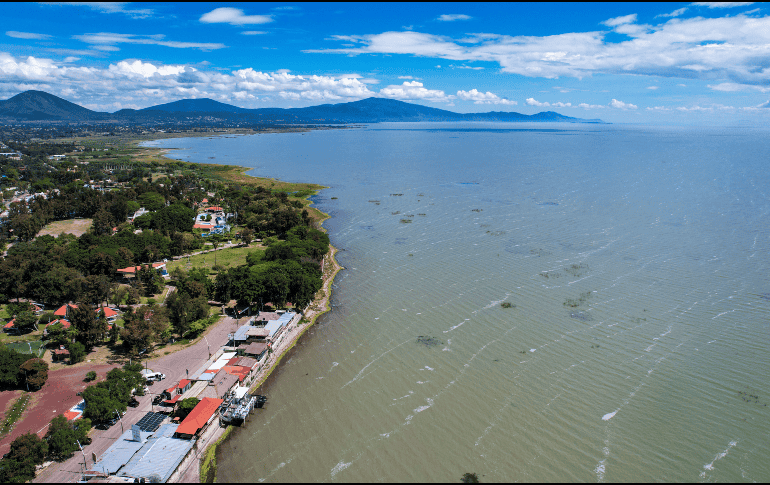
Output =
[
  {"x1": 166, "y1": 244, "x2": 264, "y2": 274},
  {"x1": 36, "y1": 218, "x2": 93, "y2": 238},
  {"x1": 4, "y1": 340, "x2": 45, "y2": 357}
]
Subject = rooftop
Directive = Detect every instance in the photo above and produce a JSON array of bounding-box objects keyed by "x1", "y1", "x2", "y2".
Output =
[{"x1": 175, "y1": 397, "x2": 223, "y2": 436}]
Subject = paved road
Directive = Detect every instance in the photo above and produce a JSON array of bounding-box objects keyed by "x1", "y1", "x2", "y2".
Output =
[{"x1": 34, "y1": 314, "x2": 240, "y2": 483}]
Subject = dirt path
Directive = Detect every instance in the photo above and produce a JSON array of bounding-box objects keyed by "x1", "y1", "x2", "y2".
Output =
[{"x1": 0, "y1": 365, "x2": 115, "y2": 457}]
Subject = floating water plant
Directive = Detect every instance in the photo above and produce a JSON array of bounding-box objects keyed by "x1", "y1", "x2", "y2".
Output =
[
  {"x1": 368, "y1": 200, "x2": 380, "y2": 203},
  {"x1": 564, "y1": 291, "x2": 593, "y2": 308},
  {"x1": 539, "y1": 271, "x2": 561, "y2": 279},
  {"x1": 565, "y1": 263, "x2": 589, "y2": 277},
  {"x1": 416, "y1": 335, "x2": 443, "y2": 348},
  {"x1": 392, "y1": 211, "x2": 401, "y2": 215},
  {"x1": 570, "y1": 311, "x2": 593, "y2": 321},
  {"x1": 418, "y1": 213, "x2": 426, "y2": 216},
  {"x1": 471, "y1": 208, "x2": 483, "y2": 212},
  {"x1": 390, "y1": 193, "x2": 403, "y2": 196},
  {"x1": 330, "y1": 197, "x2": 338, "y2": 200},
  {"x1": 501, "y1": 302, "x2": 515, "y2": 308},
  {"x1": 400, "y1": 219, "x2": 412, "y2": 223}
]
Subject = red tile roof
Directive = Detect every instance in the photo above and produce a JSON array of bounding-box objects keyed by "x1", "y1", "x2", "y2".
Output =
[
  {"x1": 117, "y1": 262, "x2": 166, "y2": 273},
  {"x1": 4, "y1": 320, "x2": 15, "y2": 329},
  {"x1": 175, "y1": 398, "x2": 223, "y2": 436},
  {"x1": 99, "y1": 307, "x2": 118, "y2": 318},
  {"x1": 54, "y1": 304, "x2": 77, "y2": 316},
  {"x1": 47, "y1": 319, "x2": 71, "y2": 329}
]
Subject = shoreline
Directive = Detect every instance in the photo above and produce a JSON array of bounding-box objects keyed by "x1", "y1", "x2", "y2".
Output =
[
  {"x1": 194, "y1": 243, "x2": 343, "y2": 483},
  {"x1": 143, "y1": 133, "x2": 343, "y2": 483}
]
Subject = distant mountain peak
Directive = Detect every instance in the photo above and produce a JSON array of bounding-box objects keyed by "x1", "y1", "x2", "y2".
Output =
[{"x1": 0, "y1": 90, "x2": 604, "y2": 124}]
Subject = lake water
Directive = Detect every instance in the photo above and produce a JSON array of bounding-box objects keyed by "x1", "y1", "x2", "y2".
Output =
[{"x1": 145, "y1": 123, "x2": 770, "y2": 482}]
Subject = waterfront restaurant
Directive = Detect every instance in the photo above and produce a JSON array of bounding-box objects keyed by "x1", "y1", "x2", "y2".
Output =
[{"x1": 174, "y1": 397, "x2": 223, "y2": 440}]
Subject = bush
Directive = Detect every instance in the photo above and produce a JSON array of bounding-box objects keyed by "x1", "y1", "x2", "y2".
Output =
[
  {"x1": 68, "y1": 342, "x2": 86, "y2": 364},
  {"x1": 85, "y1": 371, "x2": 97, "y2": 382}
]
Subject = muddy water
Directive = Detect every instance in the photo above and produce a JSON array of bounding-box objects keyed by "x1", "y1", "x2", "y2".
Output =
[{"x1": 148, "y1": 123, "x2": 770, "y2": 482}]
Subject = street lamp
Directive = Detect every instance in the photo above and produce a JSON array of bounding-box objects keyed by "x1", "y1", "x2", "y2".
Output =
[
  {"x1": 202, "y1": 335, "x2": 211, "y2": 358},
  {"x1": 114, "y1": 409, "x2": 124, "y2": 433}
]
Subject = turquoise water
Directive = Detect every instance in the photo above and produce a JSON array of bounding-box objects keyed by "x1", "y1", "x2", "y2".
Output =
[{"x1": 146, "y1": 123, "x2": 770, "y2": 482}]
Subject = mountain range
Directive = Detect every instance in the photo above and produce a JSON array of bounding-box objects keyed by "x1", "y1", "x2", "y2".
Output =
[{"x1": 0, "y1": 90, "x2": 603, "y2": 124}]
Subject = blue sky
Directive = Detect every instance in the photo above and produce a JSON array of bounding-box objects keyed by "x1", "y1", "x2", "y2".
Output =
[{"x1": 1, "y1": 2, "x2": 769, "y2": 123}]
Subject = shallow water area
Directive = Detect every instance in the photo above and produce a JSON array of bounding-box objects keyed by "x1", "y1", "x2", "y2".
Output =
[{"x1": 146, "y1": 122, "x2": 770, "y2": 482}]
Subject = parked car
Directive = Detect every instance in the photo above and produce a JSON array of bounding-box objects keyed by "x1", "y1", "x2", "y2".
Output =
[{"x1": 152, "y1": 395, "x2": 163, "y2": 405}]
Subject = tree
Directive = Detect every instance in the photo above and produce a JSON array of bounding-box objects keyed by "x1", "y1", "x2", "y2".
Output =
[
  {"x1": 45, "y1": 415, "x2": 91, "y2": 461},
  {"x1": 0, "y1": 432, "x2": 48, "y2": 483},
  {"x1": 68, "y1": 341, "x2": 86, "y2": 364},
  {"x1": 69, "y1": 303, "x2": 106, "y2": 351},
  {"x1": 82, "y1": 386, "x2": 121, "y2": 424},
  {"x1": 174, "y1": 397, "x2": 200, "y2": 420},
  {"x1": 138, "y1": 191, "x2": 165, "y2": 211},
  {"x1": 46, "y1": 321, "x2": 75, "y2": 348},
  {"x1": 20, "y1": 358, "x2": 48, "y2": 390},
  {"x1": 7, "y1": 432, "x2": 48, "y2": 465},
  {"x1": 11, "y1": 310, "x2": 37, "y2": 333},
  {"x1": 85, "y1": 370, "x2": 97, "y2": 382},
  {"x1": 121, "y1": 308, "x2": 153, "y2": 355},
  {"x1": 166, "y1": 291, "x2": 208, "y2": 337},
  {"x1": 137, "y1": 265, "x2": 164, "y2": 296},
  {"x1": 91, "y1": 208, "x2": 113, "y2": 236},
  {"x1": 0, "y1": 347, "x2": 26, "y2": 388},
  {"x1": 240, "y1": 227, "x2": 254, "y2": 246},
  {"x1": 121, "y1": 304, "x2": 169, "y2": 353}
]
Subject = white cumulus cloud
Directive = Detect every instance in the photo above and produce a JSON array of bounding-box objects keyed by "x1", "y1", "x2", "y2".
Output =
[
  {"x1": 456, "y1": 89, "x2": 516, "y2": 104},
  {"x1": 437, "y1": 14, "x2": 472, "y2": 21},
  {"x1": 610, "y1": 99, "x2": 637, "y2": 109},
  {"x1": 309, "y1": 13, "x2": 770, "y2": 88},
  {"x1": 200, "y1": 7, "x2": 273, "y2": 25},
  {"x1": 379, "y1": 81, "x2": 450, "y2": 102}
]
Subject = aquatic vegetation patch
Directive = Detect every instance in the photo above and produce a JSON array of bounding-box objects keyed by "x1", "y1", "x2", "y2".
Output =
[
  {"x1": 400, "y1": 219, "x2": 413, "y2": 223},
  {"x1": 738, "y1": 388, "x2": 767, "y2": 406},
  {"x1": 564, "y1": 291, "x2": 593, "y2": 308},
  {"x1": 540, "y1": 271, "x2": 561, "y2": 279},
  {"x1": 570, "y1": 311, "x2": 593, "y2": 322},
  {"x1": 471, "y1": 208, "x2": 483, "y2": 212},
  {"x1": 368, "y1": 200, "x2": 381, "y2": 203},
  {"x1": 417, "y1": 213, "x2": 426, "y2": 216},
  {"x1": 391, "y1": 211, "x2": 401, "y2": 215},
  {"x1": 530, "y1": 248, "x2": 552, "y2": 257},
  {"x1": 390, "y1": 193, "x2": 403, "y2": 196},
  {"x1": 486, "y1": 230, "x2": 506, "y2": 236},
  {"x1": 500, "y1": 302, "x2": 515, "y2": 308},
  {"x1": 330, "y1": 197, "x2": 338, "y2": 200},
  {"x1": 564, "y1": 263, "x2": 589, "y2": 277},
  {"x1": 416, "y1": 336, "x2": 443, "y2": 348}
]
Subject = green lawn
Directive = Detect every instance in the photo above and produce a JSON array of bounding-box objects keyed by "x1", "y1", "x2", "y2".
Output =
[
  {"x1": 4, "y1": 340, "x2": 45, "y2": 357},
  {"x1": 167, "y1": 244, "x2": 264, "y2": 274}
]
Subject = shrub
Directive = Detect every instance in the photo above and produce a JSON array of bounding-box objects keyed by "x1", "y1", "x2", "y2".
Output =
[{"x1": 85, "y1": 371, "x2": 97, "y2": 382}]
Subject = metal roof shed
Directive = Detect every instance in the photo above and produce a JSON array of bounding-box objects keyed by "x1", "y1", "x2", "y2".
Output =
[
  {"x1": 90, "y1": 428, "x2": 154, "y2": 475},
  {"x1": 118, "y1": 423, "x2": 194, "y2": 483}
]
